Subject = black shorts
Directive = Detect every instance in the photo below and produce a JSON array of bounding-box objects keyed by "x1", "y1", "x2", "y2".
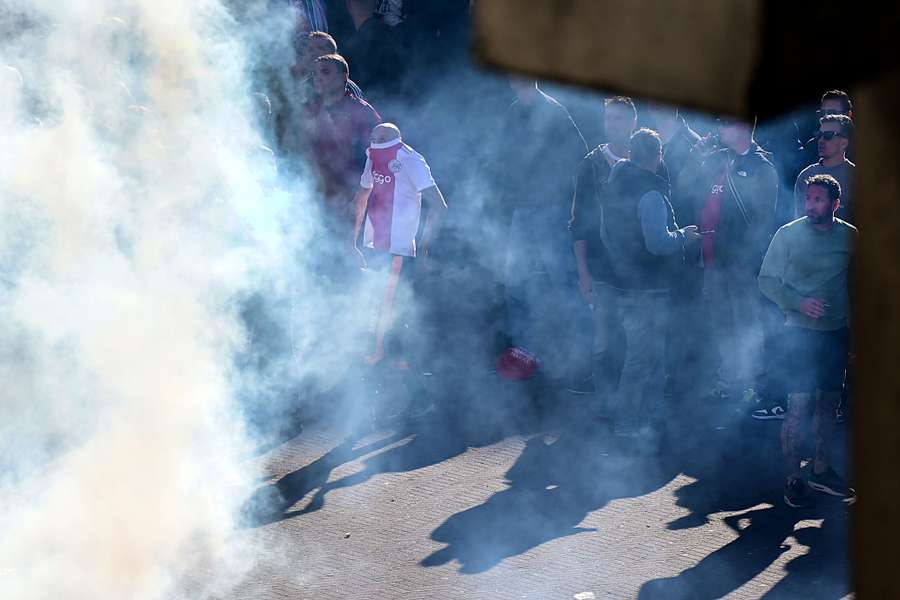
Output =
[{"x1": 783, "y1": 326, "x2": 849, "y2": 393}]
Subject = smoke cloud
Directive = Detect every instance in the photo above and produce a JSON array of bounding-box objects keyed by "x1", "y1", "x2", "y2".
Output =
[{"x1": 0, "y1": 1, "x2": 319, "y2": 597}]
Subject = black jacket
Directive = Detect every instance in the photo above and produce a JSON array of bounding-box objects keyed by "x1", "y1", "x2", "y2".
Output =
[
  {"x1": 500, "y1": 90, "x2": 588, "y2": 213},
  {"x1": 570, "y1": 145, "x2": 614, "y2": 280},
  {"x1": 602, "y1": 160, "x2": 681, "y2": 290},
  {"x1": 676, "y1": 144, "x2": 779, "y2": 272}
]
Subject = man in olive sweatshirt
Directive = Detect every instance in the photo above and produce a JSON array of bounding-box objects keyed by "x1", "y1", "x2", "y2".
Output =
[{"x1": 758, "y1": 173, "x2": 857, "y2": 508}]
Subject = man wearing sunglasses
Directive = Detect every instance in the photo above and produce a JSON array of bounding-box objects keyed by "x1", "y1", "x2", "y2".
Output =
[
  {"x1": 794, "y1": 114, "x2": 855, "y2": 222},
  {"x1": 818, "y1": 89, "x2": 853, "y2": 119}
]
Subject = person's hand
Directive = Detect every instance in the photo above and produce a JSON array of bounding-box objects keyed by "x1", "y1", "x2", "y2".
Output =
[
  {"x1": 693, "y1": 133, "x2": 719, "y2": 156},
  {"x1": 799, "y1": 297, "x2": 827, "y2": 319},
  {"x1": 351, "y1": 245, "x2": 366, "y2": 271},
  {"x1": 680, "y1": 225, "x2": 701, "y2": 242}
]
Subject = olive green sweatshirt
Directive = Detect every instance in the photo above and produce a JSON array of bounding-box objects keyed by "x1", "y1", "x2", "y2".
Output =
[{"x1": 758, "y1": 216, "x2": 857, "y2": 331}]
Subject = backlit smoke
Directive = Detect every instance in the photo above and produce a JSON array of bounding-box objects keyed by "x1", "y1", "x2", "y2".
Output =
[{"x1": 0, "y1": 1, "x2": 306, "y2": 598}]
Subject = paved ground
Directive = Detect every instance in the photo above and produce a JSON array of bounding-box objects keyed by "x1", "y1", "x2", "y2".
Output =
[{"x1": 221, "y1": 373, "x2": 853, "y2": 600}]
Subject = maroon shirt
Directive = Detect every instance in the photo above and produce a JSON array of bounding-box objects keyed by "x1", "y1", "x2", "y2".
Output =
[
  {"x1": 700, "y1": 168, "x2": 727, "y2": 266},
  {"x1": 307, "y1": 92, "x2": 381, "y2": 205}
]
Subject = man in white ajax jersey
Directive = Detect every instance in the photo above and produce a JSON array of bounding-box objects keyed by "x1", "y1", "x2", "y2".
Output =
[{"x1": 351, "y1": 123, "x2": 448, "y2": 366}]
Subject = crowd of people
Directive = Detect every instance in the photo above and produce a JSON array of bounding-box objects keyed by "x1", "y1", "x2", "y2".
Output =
[{"x1": 255, "y1": 1, "x2": 857, "y2": 510}]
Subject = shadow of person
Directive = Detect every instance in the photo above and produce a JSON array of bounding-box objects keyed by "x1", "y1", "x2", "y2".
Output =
[
  {"x1": 762, "y1": 505, "x2": 851, "y2": 599},
  {"x1": 662, "y1": 400, "x2": 787, "y2": 531},
  {"x1": 291, "y1": 412, "x2": 513, "y2": 518},
  {"x1": 420, "y1": 431, "x2": 681, "y2": 574},
  {"x1": 638, "y1": 501, "x2": 850, "y2": 600},
  {"x1": 240, "y1": 430, "x2": 407, "y2": 527},
  {"x1": 637, "y1": 408, "x2": 851, "y2": 599}
]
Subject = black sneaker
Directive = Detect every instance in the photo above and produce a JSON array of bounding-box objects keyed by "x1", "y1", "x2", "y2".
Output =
[
  {"x1": 784, "y1": 478, "x2": 814, "y2": 508},
  {"x1": 809, "y1": 468, "x2": 855, "y2": 498},
  {"x1": 751, "y1": 404, "x2": 786, "y2": 420}
]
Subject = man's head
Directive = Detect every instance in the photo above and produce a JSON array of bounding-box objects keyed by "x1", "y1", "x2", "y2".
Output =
[
  {"x1": 604, "y1": 96, "x2": 637, "y2": 146},
  {"x1": 804, "y1": 174, "x2": 841, "y2": 224},
  {"x1": 817, "y1": 114, "x2": 852, "y2": 160},
  {"x1": 717, "y1": 116, "x2": 754, "y2": 152},
  {"x1": 312, "y1": 54, "x2": 349, "y2": 97},
  {"x1": 370, "y1": 123, "x2": 402, "y2": 145},
  {"x1": 820, "y1": 90, "x2": 853, "y2": 117},
  {"x1": 629, "y1": 128, "x2": 663, "y2": 172},
  {"x1": 293, "y1": 31, "x2": 338, "y2": 76}
]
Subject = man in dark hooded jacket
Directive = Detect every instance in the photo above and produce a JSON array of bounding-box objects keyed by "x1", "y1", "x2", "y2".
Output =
[
  {"x1": 676, "y1": 117, "x2": 779, "y2": 404},
  {"x1": 601, "y1": 128, "x2": 700, "y2": 442},
  {"x1": 501, "y1": 78, "x2": 590, "y2": 389}
]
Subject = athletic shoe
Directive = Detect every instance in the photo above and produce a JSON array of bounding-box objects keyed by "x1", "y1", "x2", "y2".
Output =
[
  {"x1": 784, "y1": 478, "x2": 814, "y2": 508},
  {"x1": 751, "y1": 405, "x2": 786, "y2": 420},
  {"x1": 809, "y1": 468, "x2": 856, "y2": 498}
]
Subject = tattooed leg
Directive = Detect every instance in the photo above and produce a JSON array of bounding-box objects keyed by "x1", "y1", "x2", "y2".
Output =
[{"x1": 813, "y1": 390, "x2": 841, "y2": 474}]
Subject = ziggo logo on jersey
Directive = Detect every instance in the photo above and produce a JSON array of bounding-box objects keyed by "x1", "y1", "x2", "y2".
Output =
[{"x1": 373, "y1": 171, "x2": 393, "y2": 185}]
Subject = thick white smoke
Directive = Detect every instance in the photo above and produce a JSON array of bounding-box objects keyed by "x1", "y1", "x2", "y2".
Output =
[{"x1": 0, "y1": 1, "x2": 307, "y2": 598}]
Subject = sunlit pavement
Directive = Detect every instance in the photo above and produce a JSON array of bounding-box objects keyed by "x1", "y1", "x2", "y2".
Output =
[{"x1": 225, "y1": 385, "x2": 853, "y2": 600}]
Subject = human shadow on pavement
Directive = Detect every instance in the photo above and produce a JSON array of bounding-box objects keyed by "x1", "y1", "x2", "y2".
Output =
[
  {"x1": 638, "y1": 500, "x2": 850, "y2": 600},
  {"x1": 241, "y1": 431, "x2": 407, "y2": 527},
  {"x1": 420, "y1": 428, "x2": 681, "y2": 574},
  {"x1": 288, "y1": 399, "x2": 531, "y2": 519},
  {"x1": 637, "y1": 412, "x2": 852, "y2": 599},
  {"x1": 421, "y1": 397, "x2": 851, "y2": 597},
  {"x1": 242, "y1": 368, "x2": 548, "y2": 526}
]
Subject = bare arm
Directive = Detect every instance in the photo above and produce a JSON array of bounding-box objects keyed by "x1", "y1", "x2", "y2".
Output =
[
  {"x1": 351, "y1": 185, "x2": 373, "y2": 247},
  {"x1": 573, "y1": 240, "x2": 593, "y2": 302},
  {"x1": 418, "y1": 185, "x2": 447, "y2": 254}
]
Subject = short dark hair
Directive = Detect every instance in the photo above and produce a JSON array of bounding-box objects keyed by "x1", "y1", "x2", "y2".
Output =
[
  {"x1": 314, "y1": 53, "x2": 349, "y2": 75},
  {"x1": 820, "y1": 90, "x2": 852, "y2": 114},
  {"x1": 629, "y1": 128, "x2": 662, "y2": 165},
  {"x1": 293, "y1": 30, "x2": 337, "y2": 55},
  {"x1": 819, "y1": 113, "x2": 854, "y2": 139},
  {"x1": 307, "y1": 31, "x2": 337, "y2": 52},
  {"x1": 806, "y1": 174, "x2": 842, "y2": 201},
  {"x1": 604, "y1": 96, "x2": 637, "y2": 119}
]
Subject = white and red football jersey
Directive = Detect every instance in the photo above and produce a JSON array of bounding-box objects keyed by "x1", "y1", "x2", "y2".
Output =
[{"x1": 359, "y1": 138, "x2": 436, "y2": 257}]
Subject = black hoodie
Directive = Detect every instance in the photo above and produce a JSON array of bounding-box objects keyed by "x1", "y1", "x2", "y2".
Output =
[{"x1": 676, "y1": 143, "x2": 779, "y2": 272}]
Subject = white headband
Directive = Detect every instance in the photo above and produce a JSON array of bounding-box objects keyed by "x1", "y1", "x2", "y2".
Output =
[{"x1": 369, "y1": 137, "x2": 402, "y2": 149}]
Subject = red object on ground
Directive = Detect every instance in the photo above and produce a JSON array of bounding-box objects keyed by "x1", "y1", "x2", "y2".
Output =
[{"x1": 496, "y1": 347, "x2": 540, "y2": 380}]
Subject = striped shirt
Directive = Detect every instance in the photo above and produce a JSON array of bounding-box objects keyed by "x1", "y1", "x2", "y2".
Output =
[{"x1": 291, "y1": 0, "x2": 328, "y2": 32}]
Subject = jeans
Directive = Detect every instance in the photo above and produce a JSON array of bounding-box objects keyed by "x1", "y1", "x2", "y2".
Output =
[
  {"x1": 608, "y1": 288, "x2": 670, "y2": 432},
  {"x1": 702, "y1": 267, "x2": 765, "y2": 394},
  {"x1": 591, "y1": 282, "x2": 626, "y2": 399}
]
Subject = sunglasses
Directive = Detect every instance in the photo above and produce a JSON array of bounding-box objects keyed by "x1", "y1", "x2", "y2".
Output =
[
  {"x1": 817, "y1": 108, "x2": 844, "y2": 116},
  {"x1": 815, "y1": 130, "x2": 846, "y2": 140}
]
